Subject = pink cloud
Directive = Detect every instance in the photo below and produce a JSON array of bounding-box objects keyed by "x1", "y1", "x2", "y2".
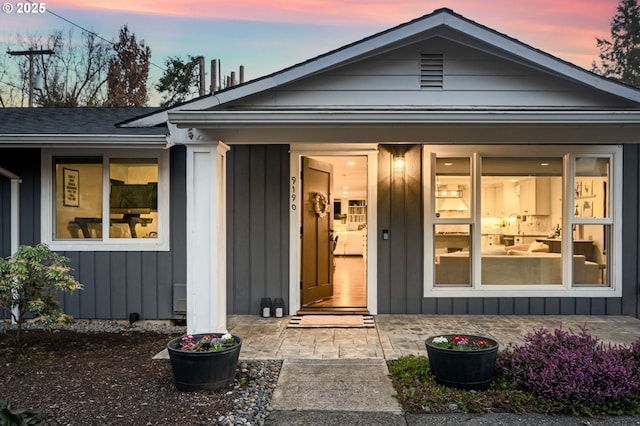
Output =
[
  {"x1": 8, "y1": 0, "x2": 621, "y2": 70},
  {"x1": 47, "y1": 0, "x2": 618, "y2": 27}
]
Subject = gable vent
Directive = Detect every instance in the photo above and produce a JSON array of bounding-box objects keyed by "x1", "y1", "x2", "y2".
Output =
[{"x1": 420, "y1": 54, "x2": 443, "y2": 89}]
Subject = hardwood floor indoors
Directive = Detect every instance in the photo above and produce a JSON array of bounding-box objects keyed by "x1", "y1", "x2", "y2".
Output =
[{"x1": 303, "y1": 255, "x2": 367, "y2": 310}]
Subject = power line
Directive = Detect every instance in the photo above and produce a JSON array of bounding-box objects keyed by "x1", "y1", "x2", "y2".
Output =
[
  {"x1": 8, "y1": 48, "x2": 54, "y2": 106},
  {"x1": 24, "y1": 0, "x2": 165, "y2": 72}
]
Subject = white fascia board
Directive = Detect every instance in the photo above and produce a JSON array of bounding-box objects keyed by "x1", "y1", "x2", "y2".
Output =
[
  {"x1": 119, "y1": 111, "x2": 169, "y2": 128},
  {"x1": 121, "y1": 96, "x2": 223, "y2": 127},
  {"x1": 442, "y1": 14, "x2": 640, "y2": 103},
  {"x1": 0, "y1": 166, "x2": 20, "y2": 180},
  {"x1": 128, "y1": 9, "x2": 640, "y2": 128},
  {"x1": 211, "y1": 11, "x2": 640, "y2": 105},
  {"x1": 123, "y1": 14, "x2": 449, "y2": 126},
  {"x1": 168, "y1": 109, "x2": 640, "y2": 127},
  {"x1": 0, "y1": 134, "x2": 169, "y2": 148}
]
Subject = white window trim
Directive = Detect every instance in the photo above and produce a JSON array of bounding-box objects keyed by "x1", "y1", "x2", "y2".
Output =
[
  {"x1": 423, "y1": 144, "x2": 622, "y2": 298},
  {"x1": 41, "y1": 148, "x2": 170, "y2": 251}
]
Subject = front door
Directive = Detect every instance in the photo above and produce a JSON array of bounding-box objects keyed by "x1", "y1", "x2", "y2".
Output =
[{"x1": 301, "y1": 157, "x2": 334, "y2": 305}]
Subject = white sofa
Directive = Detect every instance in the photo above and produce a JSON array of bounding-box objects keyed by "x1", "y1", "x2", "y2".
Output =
[
  {"x1": 435, "y1": 245, "x2": 600, "y2": 285},
  {"x1": 333, "y1": 223, "x2": 366, "y2": 256}
]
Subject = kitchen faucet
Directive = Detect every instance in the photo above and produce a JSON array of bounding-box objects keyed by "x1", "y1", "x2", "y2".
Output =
[{"x1": 508, "y1": 213, "x2": 521, "y2": 234}]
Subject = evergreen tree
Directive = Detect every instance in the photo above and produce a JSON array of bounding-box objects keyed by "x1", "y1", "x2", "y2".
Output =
[
  {"x1": 155, "y1": 56, "x2": 201, "y2": 107},
  {"x1": 592, "y1": 0, "x2": 640, "y2": 87}
]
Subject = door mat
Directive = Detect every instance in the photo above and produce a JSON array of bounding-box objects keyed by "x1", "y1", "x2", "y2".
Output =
[{"x1": 287, "y1": 315, "x2": 374, "y2": 328}]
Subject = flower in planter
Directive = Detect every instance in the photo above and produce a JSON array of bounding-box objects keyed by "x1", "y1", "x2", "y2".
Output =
[
  {"x1": 430, "y1": 335, "x2": 495, "y2": 351},
  {"x1": 177, "y1": 333, "x2": 237, "y2": 352}
]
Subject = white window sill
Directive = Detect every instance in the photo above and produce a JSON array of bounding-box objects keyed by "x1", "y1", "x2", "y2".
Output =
[
  {"x1": 425, "y1": 285, "x2": 620, "y2": 298},
  {"x1": 46, "y1": 239, "x2": 170, "y2": 252}
]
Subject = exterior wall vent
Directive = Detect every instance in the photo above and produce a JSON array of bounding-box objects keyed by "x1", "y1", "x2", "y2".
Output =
[
  {"x1": 420, "y1": 54, "x2": 443, "y2": 89},
  {"x1": 173, "y1": 283, "x2": 186, "y2": 315}
]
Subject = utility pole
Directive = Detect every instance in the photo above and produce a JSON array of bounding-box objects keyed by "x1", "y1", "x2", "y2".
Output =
[{"x1": 7, "y1": 48, "x2": 54, "y2": 107}]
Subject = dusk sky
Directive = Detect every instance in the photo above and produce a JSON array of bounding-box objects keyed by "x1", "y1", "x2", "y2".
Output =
[{"x1": 0, "y1": 0, "x2": 621, "y2": 106}]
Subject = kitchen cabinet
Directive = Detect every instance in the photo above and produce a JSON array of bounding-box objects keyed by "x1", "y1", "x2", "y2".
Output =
[
  {"x1": 518, "y1": 177, "x2": 550, "y2": 215},
  {"x1": 481, "y1": 185, "x2": 504, "y2": 217},
  {"x1": 504, "y1": 234, "x2": 547, "y2": 246}
]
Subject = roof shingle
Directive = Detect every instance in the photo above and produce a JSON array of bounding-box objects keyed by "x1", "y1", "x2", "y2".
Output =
[{"x1": 0, "y1": 107, "x2": 166, "y2": 135}]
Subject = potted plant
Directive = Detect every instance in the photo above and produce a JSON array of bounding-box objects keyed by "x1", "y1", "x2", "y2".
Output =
[
  {"x1": 167, "y1": 332, "x2": 242, "y2": 391},
  {"x1": 425, "y1": 334, "x2": 498, "y2": 390}
]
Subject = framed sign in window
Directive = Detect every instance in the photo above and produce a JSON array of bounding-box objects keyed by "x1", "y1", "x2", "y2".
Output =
[{"x1": 63, "y1": 168, "x2": 79, "y2": 207}]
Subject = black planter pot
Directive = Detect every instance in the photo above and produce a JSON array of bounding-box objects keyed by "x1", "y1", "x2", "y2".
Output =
[
  {"x1": 425, "y1": 335, "x2": 498, "y2": 391},
  {"x1": 167, "y1": 333, "x2": 242, "y2": 391}
]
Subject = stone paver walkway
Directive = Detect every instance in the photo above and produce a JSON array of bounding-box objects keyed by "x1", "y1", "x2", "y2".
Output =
[{"x1": 227, "y1": 314, "x2": 640, "y2": 360}]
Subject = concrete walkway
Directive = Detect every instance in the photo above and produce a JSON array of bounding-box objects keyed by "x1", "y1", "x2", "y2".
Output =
[{"x1": 226, "y1": 314, "x2": 640, "y2": 425}]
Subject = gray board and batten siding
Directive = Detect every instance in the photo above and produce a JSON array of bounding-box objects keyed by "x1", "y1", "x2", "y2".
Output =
[
  {"x1": 2, "y1": 144, "x2": 640, "y2": 319},
  {"x1": 0, "y1": 146, "x2": 187, "y2": 321},
  {"x1": 226, "y1": 144, "x2": 291, "y2": 315},
  {"x1": 0, "y1": 148, "x2": 41, "y2": 254},
  {"x1": 376, "y1": 144, "x2": 639, "y2": 318}
]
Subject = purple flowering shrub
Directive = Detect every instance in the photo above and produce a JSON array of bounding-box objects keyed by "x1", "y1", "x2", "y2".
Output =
[{"x1": 496, "y1": 326, "x2": 640, "y2": 413}]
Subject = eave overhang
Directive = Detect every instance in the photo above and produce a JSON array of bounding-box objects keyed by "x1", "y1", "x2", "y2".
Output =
[
  {"x1": 167, "y1": 109, "x2": 640, "y2": 144},
  {"x1": 0, "y1": 134, "x2": 169, "y2": 149},
  {"x1": 169, "y1": 109, "x2": 640, "y2": 127}
]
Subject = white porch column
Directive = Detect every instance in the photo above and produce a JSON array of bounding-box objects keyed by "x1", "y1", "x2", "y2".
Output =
[
  {"x1": 0, "y1": 166, "x2": 21, "y2": 324},
  {"x1": 184, "y1": 138, "x2": 230, "y2": 334}
]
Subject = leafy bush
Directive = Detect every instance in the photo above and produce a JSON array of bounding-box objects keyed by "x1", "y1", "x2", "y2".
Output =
[
  {"x1": 0, "y1": 244, "x2": 83, "y2": 344},
  {"x1": 388, "y1": 355, "x2": 557, "y2": 414},
  {"x1": 0, "y1": 400, "x2": 43, "y2": 425},
  {"x1": 496, "y1": 326, "x2": 640, "y2": 414}
]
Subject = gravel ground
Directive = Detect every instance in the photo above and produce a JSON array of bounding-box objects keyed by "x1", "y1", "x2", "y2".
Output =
[{"x1": 0, "y1": 320, "x2": 281, "y2": 425}]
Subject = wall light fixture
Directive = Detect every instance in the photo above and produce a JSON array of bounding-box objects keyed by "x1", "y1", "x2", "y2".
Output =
[{"x1": 393, "y1": 155, "x2": 405, "y2": 173}]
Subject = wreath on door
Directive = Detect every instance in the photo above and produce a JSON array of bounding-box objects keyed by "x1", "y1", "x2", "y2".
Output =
[{"x1": 313, "y1": 192, "x2": 329, "y2": 218}]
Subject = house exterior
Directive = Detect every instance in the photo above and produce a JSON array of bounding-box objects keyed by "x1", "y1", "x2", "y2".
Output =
[{"x1": 2, "y1": 9, "x2": 640, "y2": 334}]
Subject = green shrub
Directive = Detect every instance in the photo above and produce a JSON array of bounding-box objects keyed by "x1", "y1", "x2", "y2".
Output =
[
  {"x1": 387, "y1": 355, "x2": 550, "y2": 414},
  {"x1": 389, "y1": 327, "x2": 640, "y2": 416},
  {"x1": 0, "y1": 400, "x2": 43, "y2": 425},
  {"x1": 0, "y1": 244, "x2": 83, "y2": 344}
]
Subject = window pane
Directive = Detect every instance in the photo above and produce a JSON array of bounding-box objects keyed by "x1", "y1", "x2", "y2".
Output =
[
  {"x1": 574, "y1": 157, "x2": 609, "y2": 219},
  {"x1": 109, "y1": 159, "x2": 158, "y2": 239},
  {"x1": 434, "y1": 224, "x2": 471, "y2": 286},
  {"x1": 481, "y1": 157, "x2": 563, "y2": 285},
  {"x1": 55, "y1": 158, "x2": 102, "y2": 239},
  {"x1": 435, "y1": 157, "x2": 470, "y2": 218},
  {"x1": 572, "y1": 224, "x2": 609, "y2": 286}
]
